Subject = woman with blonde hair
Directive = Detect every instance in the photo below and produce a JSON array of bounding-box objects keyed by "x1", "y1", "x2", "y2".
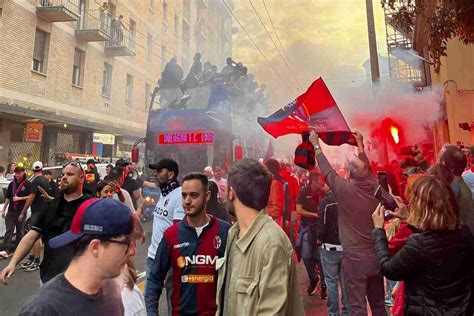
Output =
[{"x1": 372, "y1": 175, "x2": 474, "y2": 315}]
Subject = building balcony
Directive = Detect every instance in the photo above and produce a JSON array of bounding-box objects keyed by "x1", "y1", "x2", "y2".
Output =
[
  {"x1": 36, "y1": 0, "x2": 80, "y2": 22},
  {"x1": 105, "y1": 32, "x2": 136, "y2": 57},
  {"x1": 75, "y1": 9, "x2": 111, "y2": 42}
]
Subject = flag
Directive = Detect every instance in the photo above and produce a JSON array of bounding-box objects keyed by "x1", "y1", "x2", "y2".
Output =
[
  {"x1": 294, "y1": 132, "x2": 315, "y2": 171},
  {"x1": 257, "y1": 78, "x2": 356, "y2": 146}
]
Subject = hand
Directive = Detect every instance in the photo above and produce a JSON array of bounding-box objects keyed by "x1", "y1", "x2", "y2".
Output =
[
  {"x1": 386, "y1": 196, "x2": 409, "y2": 220},
  {"x1": 109, "y1": 182, "x2": 121, "y2": 194},
  {"x1": 309, "y1": 129, "x2": 320, "y2": 147},
  {"x1": 0, "y1": 264, "x2": 16, "y2": 285},
  {"x1": 372, "y1": 203, "x2": 386, "y2": 229},
  {"x1": 12, "y1": 196, "x2": 20, "y2": 202},
  {"x1": 353, "y1": 131, "x2": 364, "y2": 146},
  {"x1": 38, "y1": 186, "x2": 53, "y2": 201},
  {"x1": 18, "y1": 213, "x2": 25, "y2": 222}
]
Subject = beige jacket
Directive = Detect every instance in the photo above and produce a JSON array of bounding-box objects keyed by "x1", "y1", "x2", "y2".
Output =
[{"x1": 215, "y1": 211, "x2": 304, "y2": 315}]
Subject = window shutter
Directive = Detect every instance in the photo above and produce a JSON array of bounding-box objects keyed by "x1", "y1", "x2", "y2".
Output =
[{"x1": 33, "y1": 30, "x2": 46, "y2": 61}]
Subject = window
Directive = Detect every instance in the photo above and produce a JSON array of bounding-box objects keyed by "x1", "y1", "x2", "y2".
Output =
[
  {"x1": 162, "y1": 1, "x2": 167, "y2": 26},
  {"x1": 72, "y1": 49, "x2": 84, "y2": 86},
  {"x1": 102, "y1": 62, "x2": 113, "y2": 97},
  {"x1": 147, "y1": 33, "x2": 153, "y2": 62},
  {"x1": 145, "y1": 83, "x2": 151, "y2": 109},
  {"x1": 174, "y1": 15, "x2": 179, "y2": 37},
  {"x1": 183, "y1": 0, "x2": 190, "y2": 21},
  {"x1": 161, "y1": 45, "x2": 166, "y2": 69},
  {"x1": 126, "y1": 74, "x2": 133, "y2": 105},
  {"x1": 32, "y1": 29, "x2": 49, "y2": 73},
  {"x1": 129, "y1": 19, "x2": 136, "y2": 49}
]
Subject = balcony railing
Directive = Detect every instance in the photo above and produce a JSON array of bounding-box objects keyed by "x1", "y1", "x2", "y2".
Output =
[
  {"x1": 36, "y1": 0, "x2": 80, "y2": 22},
  {"x1": 105, "y1": 31, "x2": 136, "y2": 57},
  {"x1": 75, "y1": 9, "x2": 111, "y2": 42}
]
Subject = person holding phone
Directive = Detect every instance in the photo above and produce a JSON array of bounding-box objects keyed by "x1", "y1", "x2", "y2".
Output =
[{"x1": 372, "y1": 175, "x2": 474, "y2": 315}]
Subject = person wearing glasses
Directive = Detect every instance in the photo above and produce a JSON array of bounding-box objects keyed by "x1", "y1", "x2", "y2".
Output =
[
  {"x1": 20, "y1": 198, "x2": 136, "y2": 316},
  {"x1": 0, "y1": 162, "x2": 90, "y2": 285}
]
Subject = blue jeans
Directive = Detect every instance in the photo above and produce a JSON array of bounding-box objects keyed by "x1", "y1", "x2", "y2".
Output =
[
  {"x1": 320, "y1": 248, "x2": 350, "y2": 316},
  {"x1": 385, "y1": 278, "x2": 397, "y2": 306},
  {"x1": 145, "y1": 257, "x2": 173, "y2": 316},
  {"x1": 301, "y1": 226, "x2": 325, "y2": 285}
]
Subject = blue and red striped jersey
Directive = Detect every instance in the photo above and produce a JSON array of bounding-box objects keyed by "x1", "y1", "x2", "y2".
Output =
[{"x1": 145, "y1": 215, "x2": 230, "y2": 315}]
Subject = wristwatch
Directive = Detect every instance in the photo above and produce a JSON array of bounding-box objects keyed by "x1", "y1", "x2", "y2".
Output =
[{"x1": 314, "y1": 145, "x2": 321, "y2": 151}]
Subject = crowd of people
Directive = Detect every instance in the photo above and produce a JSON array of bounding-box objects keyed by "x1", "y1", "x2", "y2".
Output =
[
  {"x1": 159, "y1": 54, "x2": 268, "y2": 115},
  {"x1": 0, "y1": 130, "x2": 473, "y2": 315}
]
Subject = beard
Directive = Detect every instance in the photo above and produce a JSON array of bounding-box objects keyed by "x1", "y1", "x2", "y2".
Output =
[
  {"x1": 186, "y1": 201, "x2": 206, "y2": 218},
  {"x1": 60, "y1": 182, "x2": 77, "y2": 194},
  {"x1": 158, "y1": 179, "x2": 170, "y2": 189}
]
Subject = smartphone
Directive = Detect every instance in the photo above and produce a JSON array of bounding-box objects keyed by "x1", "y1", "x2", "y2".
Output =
[
  {"x1": 374, "y1": 185, "x2": 398, "y2": 215},
  {"x1": 377, "y1": 171, "x2": 389, "y2": 192}
]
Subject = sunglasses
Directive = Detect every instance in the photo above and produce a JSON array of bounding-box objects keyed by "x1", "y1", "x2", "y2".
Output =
[{"x1": 63, "y1": 161, "x2": 84, "y2": 173}]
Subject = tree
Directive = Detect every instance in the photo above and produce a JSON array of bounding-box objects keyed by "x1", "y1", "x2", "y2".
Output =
[{"x1": 382, "y1": 0, "x2": 474, "y2": 70}]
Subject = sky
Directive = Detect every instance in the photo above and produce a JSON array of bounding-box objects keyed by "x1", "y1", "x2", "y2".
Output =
[{"x1": 230, "y1": 0, "x2": 391, "y2": 154}]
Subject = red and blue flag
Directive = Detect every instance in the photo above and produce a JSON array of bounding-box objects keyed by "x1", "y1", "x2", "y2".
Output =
[{"x1": 257, "y1": 77, "x2": 356, "y2": 146}]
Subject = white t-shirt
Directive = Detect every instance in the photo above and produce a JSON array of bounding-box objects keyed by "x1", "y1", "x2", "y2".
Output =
[
  {"x1": 194, "y1": 222, "x2": 210, "y2": 237},
  {"x1": 121, "y1": 285, "x2": 146, "y2": 316},
  {"x1": 147, "y1": 187, "x2": 185, "y2": 259},
  {"x1": 113, "y1": 189, "x2": 136, "y2": 214}
]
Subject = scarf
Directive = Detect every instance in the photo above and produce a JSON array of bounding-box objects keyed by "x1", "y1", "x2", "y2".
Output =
[
  {"x1": 12, "y1": 176, "x2": 27, "y2": 211},
  {"x1": 160, "y1": 180, "x2": 180, "y2": 197}
]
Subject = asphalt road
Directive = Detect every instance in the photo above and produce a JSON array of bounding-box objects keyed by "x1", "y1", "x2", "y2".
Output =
[{"x1": 0, "y1": 220, "x2": 331, "y2": 315}]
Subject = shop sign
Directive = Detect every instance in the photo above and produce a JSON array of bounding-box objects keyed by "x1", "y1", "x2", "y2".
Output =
[
  {"x1": 93, "y1": 133, "x2": 115, "y2": 145},
  {"x1": 24, "y1": 123, "x2": 43, "y2": 142}
]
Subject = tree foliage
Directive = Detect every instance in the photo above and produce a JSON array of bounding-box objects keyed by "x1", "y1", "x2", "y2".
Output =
[{"x1": 382, "y1": 0, "x2": 474, "y2": 69}]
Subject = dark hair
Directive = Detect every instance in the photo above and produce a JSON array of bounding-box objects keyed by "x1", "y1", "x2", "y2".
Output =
[
  {"x1": 208, "y1": 181, "x2": 219, "y2": 200},
  {"x1": 440, "y1": 145, "x2": 467, "y2": 176},
  {"x1": 308, "y1": 172, "x2": 322, "y2": 183},
  {"x1": 106, "y1": 164, "x2": 113, "y2": 169},
  {"x1": 72, "y1": 234, "x2": 122, "y2": 258},
  {"x1": 265, "y1": 159, "x2": 280, "y2": 176},
  {"x1": 0, "y1": 166, "x2": 4, "y2": 174},
  {"x1": 105, "y1": 167, "x2": 123, "y2": 182},
  {"x1": 228, "y1": 159, "x2": 272, "y2": 211},
  {"x1": 96, "y1": 180, "x2": 112, "y2": 195},
  {"x1": 401, "y1": 158, "x2": 418, "y2": 169},
  {"x1": 428, "y1": 163, "x2": 453, "y2": 183},
  {"x1": 42, "y1": 169, "x2": 53, "y2": 176},
  {"x1": 6, "y1": 163, "x2": 15, "y2": 173},
  {"x1": 182, "y1": 173, "x2": 208, "y2": 192}
]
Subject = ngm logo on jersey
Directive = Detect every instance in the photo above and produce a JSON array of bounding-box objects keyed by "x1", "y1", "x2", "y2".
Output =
[{"x1": 177, "y1": 255, "x2": 218, "y2": 268}]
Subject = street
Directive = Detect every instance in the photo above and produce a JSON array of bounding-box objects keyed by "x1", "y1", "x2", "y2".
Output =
[{"x1": 0, "y1": 220, "x2": 329, "y2": 316}]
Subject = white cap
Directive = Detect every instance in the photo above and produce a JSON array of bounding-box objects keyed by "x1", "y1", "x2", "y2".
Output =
[
  {"x1": 204, "y1": 166, "x2": 213, "y2": 172},
  {"x1": 32, "y1": 161, "x2": 43, "y2": 171}
]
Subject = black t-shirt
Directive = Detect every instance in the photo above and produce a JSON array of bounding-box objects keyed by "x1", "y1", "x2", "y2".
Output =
[
  {"x1": 296, "y1": 186, "x2": 320, "y2": 227},
  {"x1": 30, "y1": 175, "x2": 50, "y2": 213},
  {"x1": 31, "y1": 194, "x2": 91, "y2": 283},
  {"x1": 19, "y1": 273, "x2": 124, "y2": 316},
  {"x1": 6, "y1": 178, "x2": 32, "y2": 213},
  {"x1": 47, "y1": 180, "x2": 59, "y2": 198},
  {"x1": 122, "y1": 175, "x2": 140, "y2": 207},
  {"x1": 83, "y1": 169, "x2": 100, "y2": 194}
]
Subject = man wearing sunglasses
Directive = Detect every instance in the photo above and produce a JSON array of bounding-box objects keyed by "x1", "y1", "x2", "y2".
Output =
[
  {"x1": 0, "y1": 162, "x2": 91, "y2": 285},
  {"x1": 20, "y1": 198, "x2": 135, "y2": 316}
]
